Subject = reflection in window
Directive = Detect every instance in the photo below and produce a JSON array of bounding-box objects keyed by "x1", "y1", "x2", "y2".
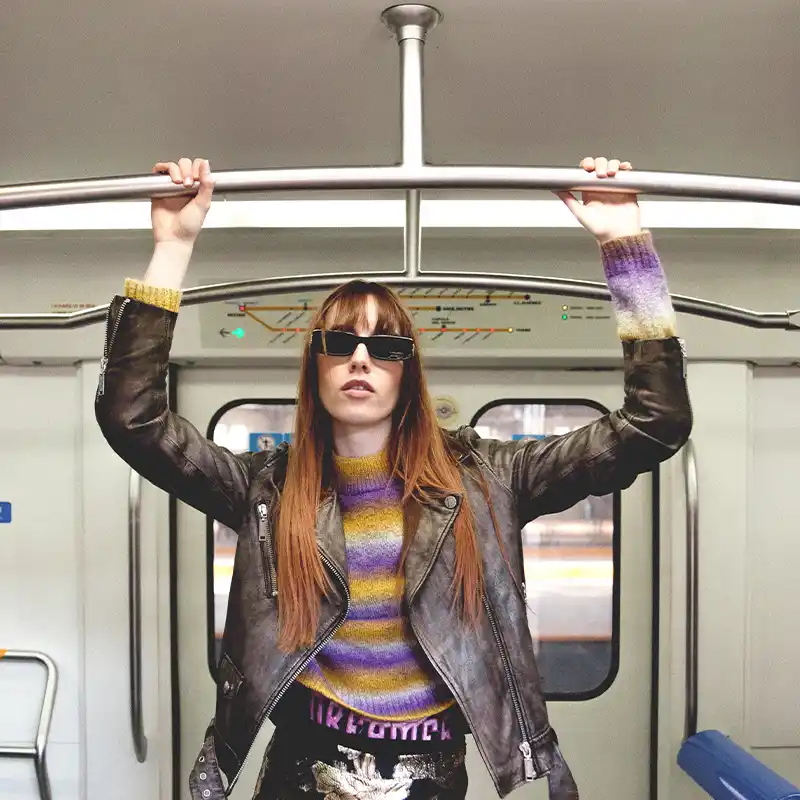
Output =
[
  {"x1": 473, "y1": 402, "x2": 618, "y2": 698},
  {"x1": 209, "y1": 401, "x2": 296, "y2": 667}
]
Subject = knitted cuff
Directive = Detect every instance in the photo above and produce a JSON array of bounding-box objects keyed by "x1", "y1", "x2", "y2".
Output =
[
  {"x1": 600, "y1": 231, "x2": 677, "y2": 340},
  {"x1": 124, "y1": 278, "x2": 182, "y2": 313}
]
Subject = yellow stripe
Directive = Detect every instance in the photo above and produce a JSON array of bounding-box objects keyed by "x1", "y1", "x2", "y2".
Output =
[
  {"x1": 0, "y1": 650, "x2": 5, "y2": 659},
  {"x1": 336, "y1": 618, "x2": 406, "y2": 645},
  {"x1": 349, "y1": 574, "x2": 403, "y2": 603},
  {"x1": 342, "y1": 506, "x2": 403, "y2": 535},
  {"x1": 334, "y1": 451, "x2": 391, "y2": 480},
  {"x1": 528, "y1": 561, "x2": 614, "y2": 581}
]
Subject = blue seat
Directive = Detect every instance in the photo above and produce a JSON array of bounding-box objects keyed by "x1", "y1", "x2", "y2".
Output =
[{"x1": 678, "y1": 730, "x2": 800, "y2": 799}]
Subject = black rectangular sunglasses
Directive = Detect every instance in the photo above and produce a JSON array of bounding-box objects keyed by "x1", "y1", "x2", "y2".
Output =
[{"x1": 311, "y1": 329, "x2": 415, "y2": 361}]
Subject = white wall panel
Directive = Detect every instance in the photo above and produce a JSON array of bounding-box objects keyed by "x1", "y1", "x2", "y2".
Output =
[
  {"x1": 749, "y1": 368, "x2": 800, "y2": 748},
  {"x1": 0, "y1": 366, "x2": 82, "y2": 799}
]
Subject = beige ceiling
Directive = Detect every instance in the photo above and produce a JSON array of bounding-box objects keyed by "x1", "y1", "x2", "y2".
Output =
[{"x1": 2, "y1": 0, "x2": 799, "y2": 191}]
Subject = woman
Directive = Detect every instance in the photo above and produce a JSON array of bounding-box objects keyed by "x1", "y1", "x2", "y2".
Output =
[{"x1": 96, "y1": 156, "x2": 692, "y2": 800}]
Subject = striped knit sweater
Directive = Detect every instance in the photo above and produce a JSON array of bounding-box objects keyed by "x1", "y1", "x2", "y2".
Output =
[{"x1": 295, "y1": 450, "x2": 455, "y2": 722}]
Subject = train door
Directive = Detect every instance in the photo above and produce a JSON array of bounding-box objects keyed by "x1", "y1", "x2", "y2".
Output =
[{"x1": 174, "y1": 364, "x2": 656, "y2": 800}]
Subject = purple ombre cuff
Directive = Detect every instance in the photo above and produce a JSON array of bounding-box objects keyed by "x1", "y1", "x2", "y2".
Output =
[{"x1": 600, "y1": 232, "x2": 677, "y2": 341}]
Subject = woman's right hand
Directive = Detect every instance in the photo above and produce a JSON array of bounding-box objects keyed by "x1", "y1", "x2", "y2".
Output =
[{"x1": 151, "y1": 158, "x2": 215, "y2": 246}]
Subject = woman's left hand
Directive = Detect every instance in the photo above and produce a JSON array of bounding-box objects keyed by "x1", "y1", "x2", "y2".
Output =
[{"x1": 557, "y1": 157, "x2": 641, "y2": 245}]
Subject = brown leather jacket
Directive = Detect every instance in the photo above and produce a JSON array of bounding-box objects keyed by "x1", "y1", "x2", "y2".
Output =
[{"x1": 95, "y1": 295, "x2": 692, "y2": 799}]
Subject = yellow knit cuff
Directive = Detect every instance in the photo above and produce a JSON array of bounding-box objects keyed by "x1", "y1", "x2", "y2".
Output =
[{"x1": 124, "y1": 278, "x2": 182, "y2": 313}]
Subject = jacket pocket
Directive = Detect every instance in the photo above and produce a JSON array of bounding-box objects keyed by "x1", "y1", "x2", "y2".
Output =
[
  {"x1": 218, "y1": 653, "x2": 244, "y2": 700},
  {"x1": 255, "y1": 502, "x2": 278, "y2": 598}
]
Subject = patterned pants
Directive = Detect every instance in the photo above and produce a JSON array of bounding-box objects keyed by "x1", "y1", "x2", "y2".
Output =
[{"x1": 253, "y1": 727, "x2": 468, "y2": 800}]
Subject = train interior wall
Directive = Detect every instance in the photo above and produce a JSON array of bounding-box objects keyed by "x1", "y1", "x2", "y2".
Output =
[{"x1": 0, "y1": 226, "x2": 798, "y2": 798}]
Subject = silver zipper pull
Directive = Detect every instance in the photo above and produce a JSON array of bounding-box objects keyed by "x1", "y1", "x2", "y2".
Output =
[
  {"x1": 257, "y1": 503, "x2": 269, "y2": 541},
  {"x1": 677, "y1": 337, "x2": 687, "y2": 379},
  {"x1": 519, "y1": 741, "x2": 535, "y2": 781},
  {"x1": 98, "y1": 357, "x2": 108, "y2": 396}
]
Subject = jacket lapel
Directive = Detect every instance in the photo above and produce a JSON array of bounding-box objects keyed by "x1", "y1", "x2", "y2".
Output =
[
  {"x1": 314, "y1": 492, "x2": 349, "y2": 585},
  {"x1": 404, "y1": 493, "x2": 462, "y2": 604}
]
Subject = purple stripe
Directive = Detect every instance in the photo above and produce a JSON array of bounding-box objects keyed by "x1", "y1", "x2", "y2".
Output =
[
  {"x1": 339, "y1": 485, "x2": 402, "y2": 511},
  {"x1": 343, "y1": 683, "x2": 446, "y2": 719},
  {"x1": 347, "y1": 540, "x2": 401, "y2": 573},
  {"x1": 318, "y1": 640, "x2": 420, "y2": 670},
  {"x1": 601, "y1": 235, "x2": 662, "y2": 279},
  {"x1": 346, "y1": 601, "x2": 398, "y2": 621},
  {"x1": 601, "y1": 236, "x2": 673, "y2": 316}
]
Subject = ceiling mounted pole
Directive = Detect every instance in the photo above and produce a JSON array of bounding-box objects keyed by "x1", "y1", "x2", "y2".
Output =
[{"x1": 382, "y1": 4, "x2": 442, "y2": 278}]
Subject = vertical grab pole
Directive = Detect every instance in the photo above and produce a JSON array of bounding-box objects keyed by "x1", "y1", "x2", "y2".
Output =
[
  {"x1": 683, "y1": 440, "x2": 699, "y2": 740},
  {"x1": 129, "y1": 469, "x2": 148, "y2": 762},
  {"x1": 382, "y1": 5, "x2": 442, "y2": 278}
]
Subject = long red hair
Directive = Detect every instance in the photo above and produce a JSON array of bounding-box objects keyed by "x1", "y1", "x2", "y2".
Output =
[{"x1": 275, "y1": 280, "x2": 487, "y2": 651}]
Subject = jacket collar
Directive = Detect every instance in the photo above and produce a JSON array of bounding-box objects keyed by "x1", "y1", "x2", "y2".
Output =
[
  {"x1": 403, "y1": 493, "x2": 463, "y2": 603},
  {"x1": 313, "y1": 492, "x2": 348, "y2": 582}
]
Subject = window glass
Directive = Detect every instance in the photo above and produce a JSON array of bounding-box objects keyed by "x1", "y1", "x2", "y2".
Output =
[
  {"x1": 208, "y1": 401, "x2": 296, "y2": 668},
  {"x1": 472, "y1": 401, "x2": 619, "y2": 698}
]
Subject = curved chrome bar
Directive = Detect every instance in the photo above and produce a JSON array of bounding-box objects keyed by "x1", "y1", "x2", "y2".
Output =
[
  {"x1": 128, "y1": 470, "x2": 147, "y2": 763},
  {"x1": 2, "y1": 166, "x2": 800, "y2": 210},
  {"x1": 0, "y1": 271, "x2": 795, "y2": 330},
  {"x1": 683, "y1": 441, "x2": 699, "y2": 740},
  {"x1": 0, "y1": 649, "x2": 58, "y2": 800}
]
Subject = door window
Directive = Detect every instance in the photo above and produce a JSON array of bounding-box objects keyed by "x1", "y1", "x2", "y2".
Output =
[{"x1": 471, "y1": 400, "x2": 620, "y2": 698}]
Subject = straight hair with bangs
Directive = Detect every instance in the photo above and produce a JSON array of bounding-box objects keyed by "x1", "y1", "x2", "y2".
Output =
[{"x1": 274, "y1": 280, "x2": 492, "y2": 652}]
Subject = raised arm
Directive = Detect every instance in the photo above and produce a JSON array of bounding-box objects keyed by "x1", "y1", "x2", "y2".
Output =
[
  {"x1": 95, "y1": 158, "x2": 255, "y2": 530},
  {"x1": 468, "y1": 158, "x2": 692, "y2": 522}
]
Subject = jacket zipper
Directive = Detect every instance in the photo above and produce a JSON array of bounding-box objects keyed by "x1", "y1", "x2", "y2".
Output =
[
  {"x1": 677, "y1": 336, "x2": 688, "y2": 379},
  {"x1": 97, "y1": 298, "x2": 131, "y2": 396},
  {"x1": 483, "y1": 594, "x2": 537, "y2": 781},
  {"x1": 256, "y1": 503, "x2": 278, "y2": 597},
  {"x1": 225, "y1": 550, "x2": 350, "y2": 795}
]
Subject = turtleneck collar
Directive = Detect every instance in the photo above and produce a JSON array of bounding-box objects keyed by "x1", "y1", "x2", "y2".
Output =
[{"x1": 333, "y1": 449, "x2": 395, "y2": 496}]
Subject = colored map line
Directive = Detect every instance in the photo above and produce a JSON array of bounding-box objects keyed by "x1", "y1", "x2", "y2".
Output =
[
  {"x1": 238, "y1": 292, "x2": 533, "y2": 335},
  {"x1": 418, "y1": 328, "x2": 514, "y2": 333}
]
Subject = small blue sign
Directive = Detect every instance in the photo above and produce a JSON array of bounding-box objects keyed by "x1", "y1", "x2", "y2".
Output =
[
  {"x1": 249, "y1": 432, "x2": 293, "y2": 453},
  {"x1": 0, "y1": 502, "x2": 11, "y2": 524},
  {"x1": 512, "y1": 434, "x2": 547, "y2": 442}
]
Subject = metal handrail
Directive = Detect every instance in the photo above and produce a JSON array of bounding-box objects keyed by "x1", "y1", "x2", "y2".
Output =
[
  {"x1": 683, "y1": 441, "x2": 699, "y2": 740},
  {"x1": 128, "y1": 470, "x2": 147, "y2": 763},
  {"x1": 0, "y1": 649, "x2": 58, "y2": 800},
  {"x1": 2, "y1": 166, "x2": 800, "y2": 210},
  {"x1": 0, "y1": 272, "x2": 797, "y2": 330}
]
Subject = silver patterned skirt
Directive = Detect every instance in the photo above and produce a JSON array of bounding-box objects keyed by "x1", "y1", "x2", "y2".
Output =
[{"x1": 253, "y1": 727, "x2": 468, "y2": 800}]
